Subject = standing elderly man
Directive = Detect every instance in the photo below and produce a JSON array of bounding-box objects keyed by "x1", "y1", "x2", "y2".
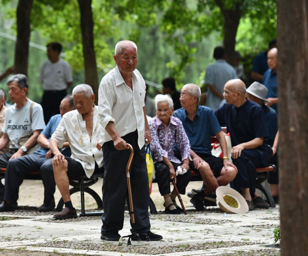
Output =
[
  {"x1": 204, "y1": 46, "x2": 236, "y2": 110},
  {"x1": 173, "y1": 83, "x2": 237, "y2": 211},
  {"x1": 50, "y1": 84, "x2": 104, "y2": 219},
  {"x1": 0, "y1": 95, "x2": 74, "y2": 212},
  {"x1": 0, "y1": 74, "x2": 45, "y2": 202},
  {"x1": 98, "y1": 40, "x2": 162, "y2": 241},
  {"x1": 215, "y1": 79, "x2": 270, "y2": 210},
  {"x1": 263, "y1": 47, "x2": 278, "y2": 112}
]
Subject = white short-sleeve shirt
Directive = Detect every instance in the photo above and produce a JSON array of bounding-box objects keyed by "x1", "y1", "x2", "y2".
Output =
[{"x1": 40, "y1": 59, "x2": 73, "y2": 91}]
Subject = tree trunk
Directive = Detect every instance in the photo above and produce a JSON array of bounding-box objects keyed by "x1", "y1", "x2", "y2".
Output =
[
  {"x1": 215, "y1": 0, "x2": 242, "y2": 66},
  {"x1": 277, "y1": 0, "x2": 308, "y2": 255},
  {"x1": 14, "y1": 0, "x2": 33, "y2": 77},
  {"x1": 77, "y1": 0, "x2": 98, "y2": 103}
]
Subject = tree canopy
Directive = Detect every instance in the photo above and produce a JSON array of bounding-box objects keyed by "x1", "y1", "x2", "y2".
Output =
[{"x1": 0, "y1": 0, "x2": 277, "y2": 101}]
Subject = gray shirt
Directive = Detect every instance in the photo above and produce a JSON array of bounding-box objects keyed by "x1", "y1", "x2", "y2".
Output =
[
  {"x1": 204, "y1": 59, "x2": 236, "y2": 110},
  {"x1": 2, "y1": 99, "x2": 46, "y2": 149}
]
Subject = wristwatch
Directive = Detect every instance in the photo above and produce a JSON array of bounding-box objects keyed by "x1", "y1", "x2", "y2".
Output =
[{"x1": 21, "y1": 146, "x2": 27, "y2": 153}]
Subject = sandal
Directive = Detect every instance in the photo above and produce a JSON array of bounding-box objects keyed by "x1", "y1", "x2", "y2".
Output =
[{"x1": 164, "y1": 203, "x2": 180, "y2": 214}]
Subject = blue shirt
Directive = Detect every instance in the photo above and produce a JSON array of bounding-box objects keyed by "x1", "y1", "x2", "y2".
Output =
[
  {"x1": 215, "y1": 100, "x2": 269, "y2": 166},
  {"x1": 204, "y1": 59, "x2": 236, "y2": 110},
  {"x1": 262, "y1": 104, "x2": 278, "y2": 146},
  {"x1": 263, "y1": 68, "x2": 277, "y2": 112},
  {"x1": 174, "y1": 106, "x2": 221, "y2": 155},
  {"x1": 252, "y1": 51, "x2": 268, "y2": 77},
  {"x1": 35, "y1": 114, "x2": 70, "y2": 156}
]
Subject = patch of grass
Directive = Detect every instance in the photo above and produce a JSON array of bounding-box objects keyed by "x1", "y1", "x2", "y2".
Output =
[{"x1": 274, "y1": 228, "x2": 280, "y2": 243}]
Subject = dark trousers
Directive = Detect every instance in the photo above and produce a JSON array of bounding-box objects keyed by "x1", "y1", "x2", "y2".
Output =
[
  {"x1": 268, "y1": 152, "x2": 279, "y2": 184},
  {"x1": 4, "y1": 154, "x2": 55, "y2": 204},
  {"x1": 231, "y1": 149, "x2": 267, "y2": 198},
  {"x1": 41, "y1": 89, "x2": 67, "y2": 124},
  {"x1": 101, "y1": 131, "x2": 150, "y2": 235},
  {"x1": 0, "y1": 151, "x2": 15, "y2": 202},
  {"x1": 154, "y1": 161, "x2": 191, "y2": 196}
]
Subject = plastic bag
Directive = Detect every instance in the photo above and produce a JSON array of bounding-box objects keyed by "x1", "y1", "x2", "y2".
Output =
[{"x1": 146, "y1": 145, "x2": 154, "y2": 194}]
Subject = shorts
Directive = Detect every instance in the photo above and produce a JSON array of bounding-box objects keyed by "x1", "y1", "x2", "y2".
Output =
[
  {"x1": 189, "y1": 153, "x2": 223, "y2": 178},
  {"x1": 65, "y1": 157, "x2": 103, "y2": 179}
]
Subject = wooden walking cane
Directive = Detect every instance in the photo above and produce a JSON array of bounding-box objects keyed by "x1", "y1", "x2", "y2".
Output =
[
  {"x1": 172, "y1": 179, "x2": 187, "y2": 215},
  {"x1": 119, "y1": 143, "x2": 140, "y2": 245}
]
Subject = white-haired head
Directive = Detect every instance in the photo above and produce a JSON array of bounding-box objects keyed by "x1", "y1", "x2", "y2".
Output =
[
  {"x1": 155, "y1": 94, "x2": 174, "y2": 110},
  {"x1": 72, "y1": 84, "x2": 93, "y2": 98},
  {"x1": 183, "y1": 83, "x2": 201, "y2": 104},
  {"x1": 115, "y1": 40, "x2": 138, "y2": 56}
]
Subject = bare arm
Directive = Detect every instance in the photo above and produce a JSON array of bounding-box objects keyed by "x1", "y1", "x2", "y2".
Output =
[
  {"x1": 0, "y1": 67, "x2": 14, "y2": 82},
  {"x1": 10, "y1": 130, "x2": 42, "y2": 159},
  {"x1": 0, "y1": 133, "x2": 10, "y2": 151},
  {"x1": 207, "y1": 84, "x2": 224, "y2": 100},
  {"x1": 50, "y1": 138, "x2": 65, "y2": 166},
  {"x1": 37, "y1": 134, "x2": 49, "y2": 149},
  {"x1": 143, "y1": 106, "x2": 152, "y2": 144},
  {"x1": 272, "y1": 131, "x2": 279, "y2": 155},
  {"x1": 216, "y1": 130, "x2": 237, "y2": 170},
  {"x1": 265, "y1": 97, "x2": 278, "y2": 107},
  {"x1": 231, "y1": 137, "x2": 264, "y2": 159},
  {"x1": 251, "y1": 71, "x2": 263, "y2": 82},
  {"x1": 105, "y1": 121, "x2": 128, "y2": 150},
  {"x1": 66, "y1": 82, "x2": 73, "y2": 89}
]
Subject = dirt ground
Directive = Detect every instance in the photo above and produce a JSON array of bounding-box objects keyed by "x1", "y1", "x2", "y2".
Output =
[{"x1": 17, "y1": 179, "x2": 203, "y2": 211}]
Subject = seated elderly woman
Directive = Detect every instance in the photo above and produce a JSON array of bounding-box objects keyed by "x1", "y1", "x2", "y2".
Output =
[{"x1": 149, "y1": 94, "x2": 191, "y2": 214}]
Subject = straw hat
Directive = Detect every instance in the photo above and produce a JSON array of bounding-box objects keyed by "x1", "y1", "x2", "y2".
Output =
[
  {"x1": 216, "y1": 186, "x2": 249, "y2": 214},
  {"x1": 246, "y1": 82, "x2": 268, "y2": 102}
]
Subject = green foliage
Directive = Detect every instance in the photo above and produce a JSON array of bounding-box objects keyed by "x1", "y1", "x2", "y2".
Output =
[
  {"x1": 0, "y1": 0, "x2": 277, "y2": 96},
  {"x1": 274, "y1": 228, "x2": 280, "y2": 243}
]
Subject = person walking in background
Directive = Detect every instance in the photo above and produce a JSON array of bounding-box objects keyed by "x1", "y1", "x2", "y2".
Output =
[
  {"x1": 203, "y1": 46, "x2": 236, "y2": 110},
  {"x1": 40, "y1": 42, "x2": 73, "y2": 124}
]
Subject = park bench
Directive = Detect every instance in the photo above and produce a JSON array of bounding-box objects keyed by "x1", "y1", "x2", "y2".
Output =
[
  {"x1": 148, "y1": 135, "x2": 276, "y2": 214},
  {"x1": 0, "y1": 167, "x2": 104, "y2": 217}
]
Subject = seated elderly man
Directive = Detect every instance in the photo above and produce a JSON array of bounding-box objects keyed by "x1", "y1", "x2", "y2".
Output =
[
  {"x1": 0, "y1": 95, "x2": 74, "y2": 212},
  {"x1": 173, "y1": 83, "x2": 237, "y2": 211},
  {"x1": 215, "y1": 79, "x2": 270, "y2": 210},
  {"x1": 50, "y1": 84, "x2": 104, "y2": 219},
  {"x1": 0, "y1": 74, "x2": 45, "y2": 202},
  {"x1": 246, "y1": 81, "x2": 279, "y2": 203}
]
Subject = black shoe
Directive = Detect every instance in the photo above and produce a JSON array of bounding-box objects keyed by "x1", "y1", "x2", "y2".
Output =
[
  {"x1": 100, "y1": 233, "x2": 121, "y2": 241},
  {"x1": 164, "y1": 203, "x2": 180, "y2": 214},
  {"x1": 0, "y1": 201, "x2": 16, "y2": 212},
  {"x1": 172, "y1": 200, "x2": 183, "y2": 212},
  {"x1": 38, "y1": 201, "x2": 55, "y2": 212},
  {"x1": 246, "y1": 200, "x2": 255, "y2": 211},
  {"x1": 132, "y1": 231, "x2": 163, "y2": 241},
  {"x1": 253, "y1": 196, "x2": 269, "y2": 209},
  {"x1": 190, "y1": 191, "x2": 206, "y2": 211},
  {"x1": 187, "y1": 191, "x2": 196, "y2": 198}
]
